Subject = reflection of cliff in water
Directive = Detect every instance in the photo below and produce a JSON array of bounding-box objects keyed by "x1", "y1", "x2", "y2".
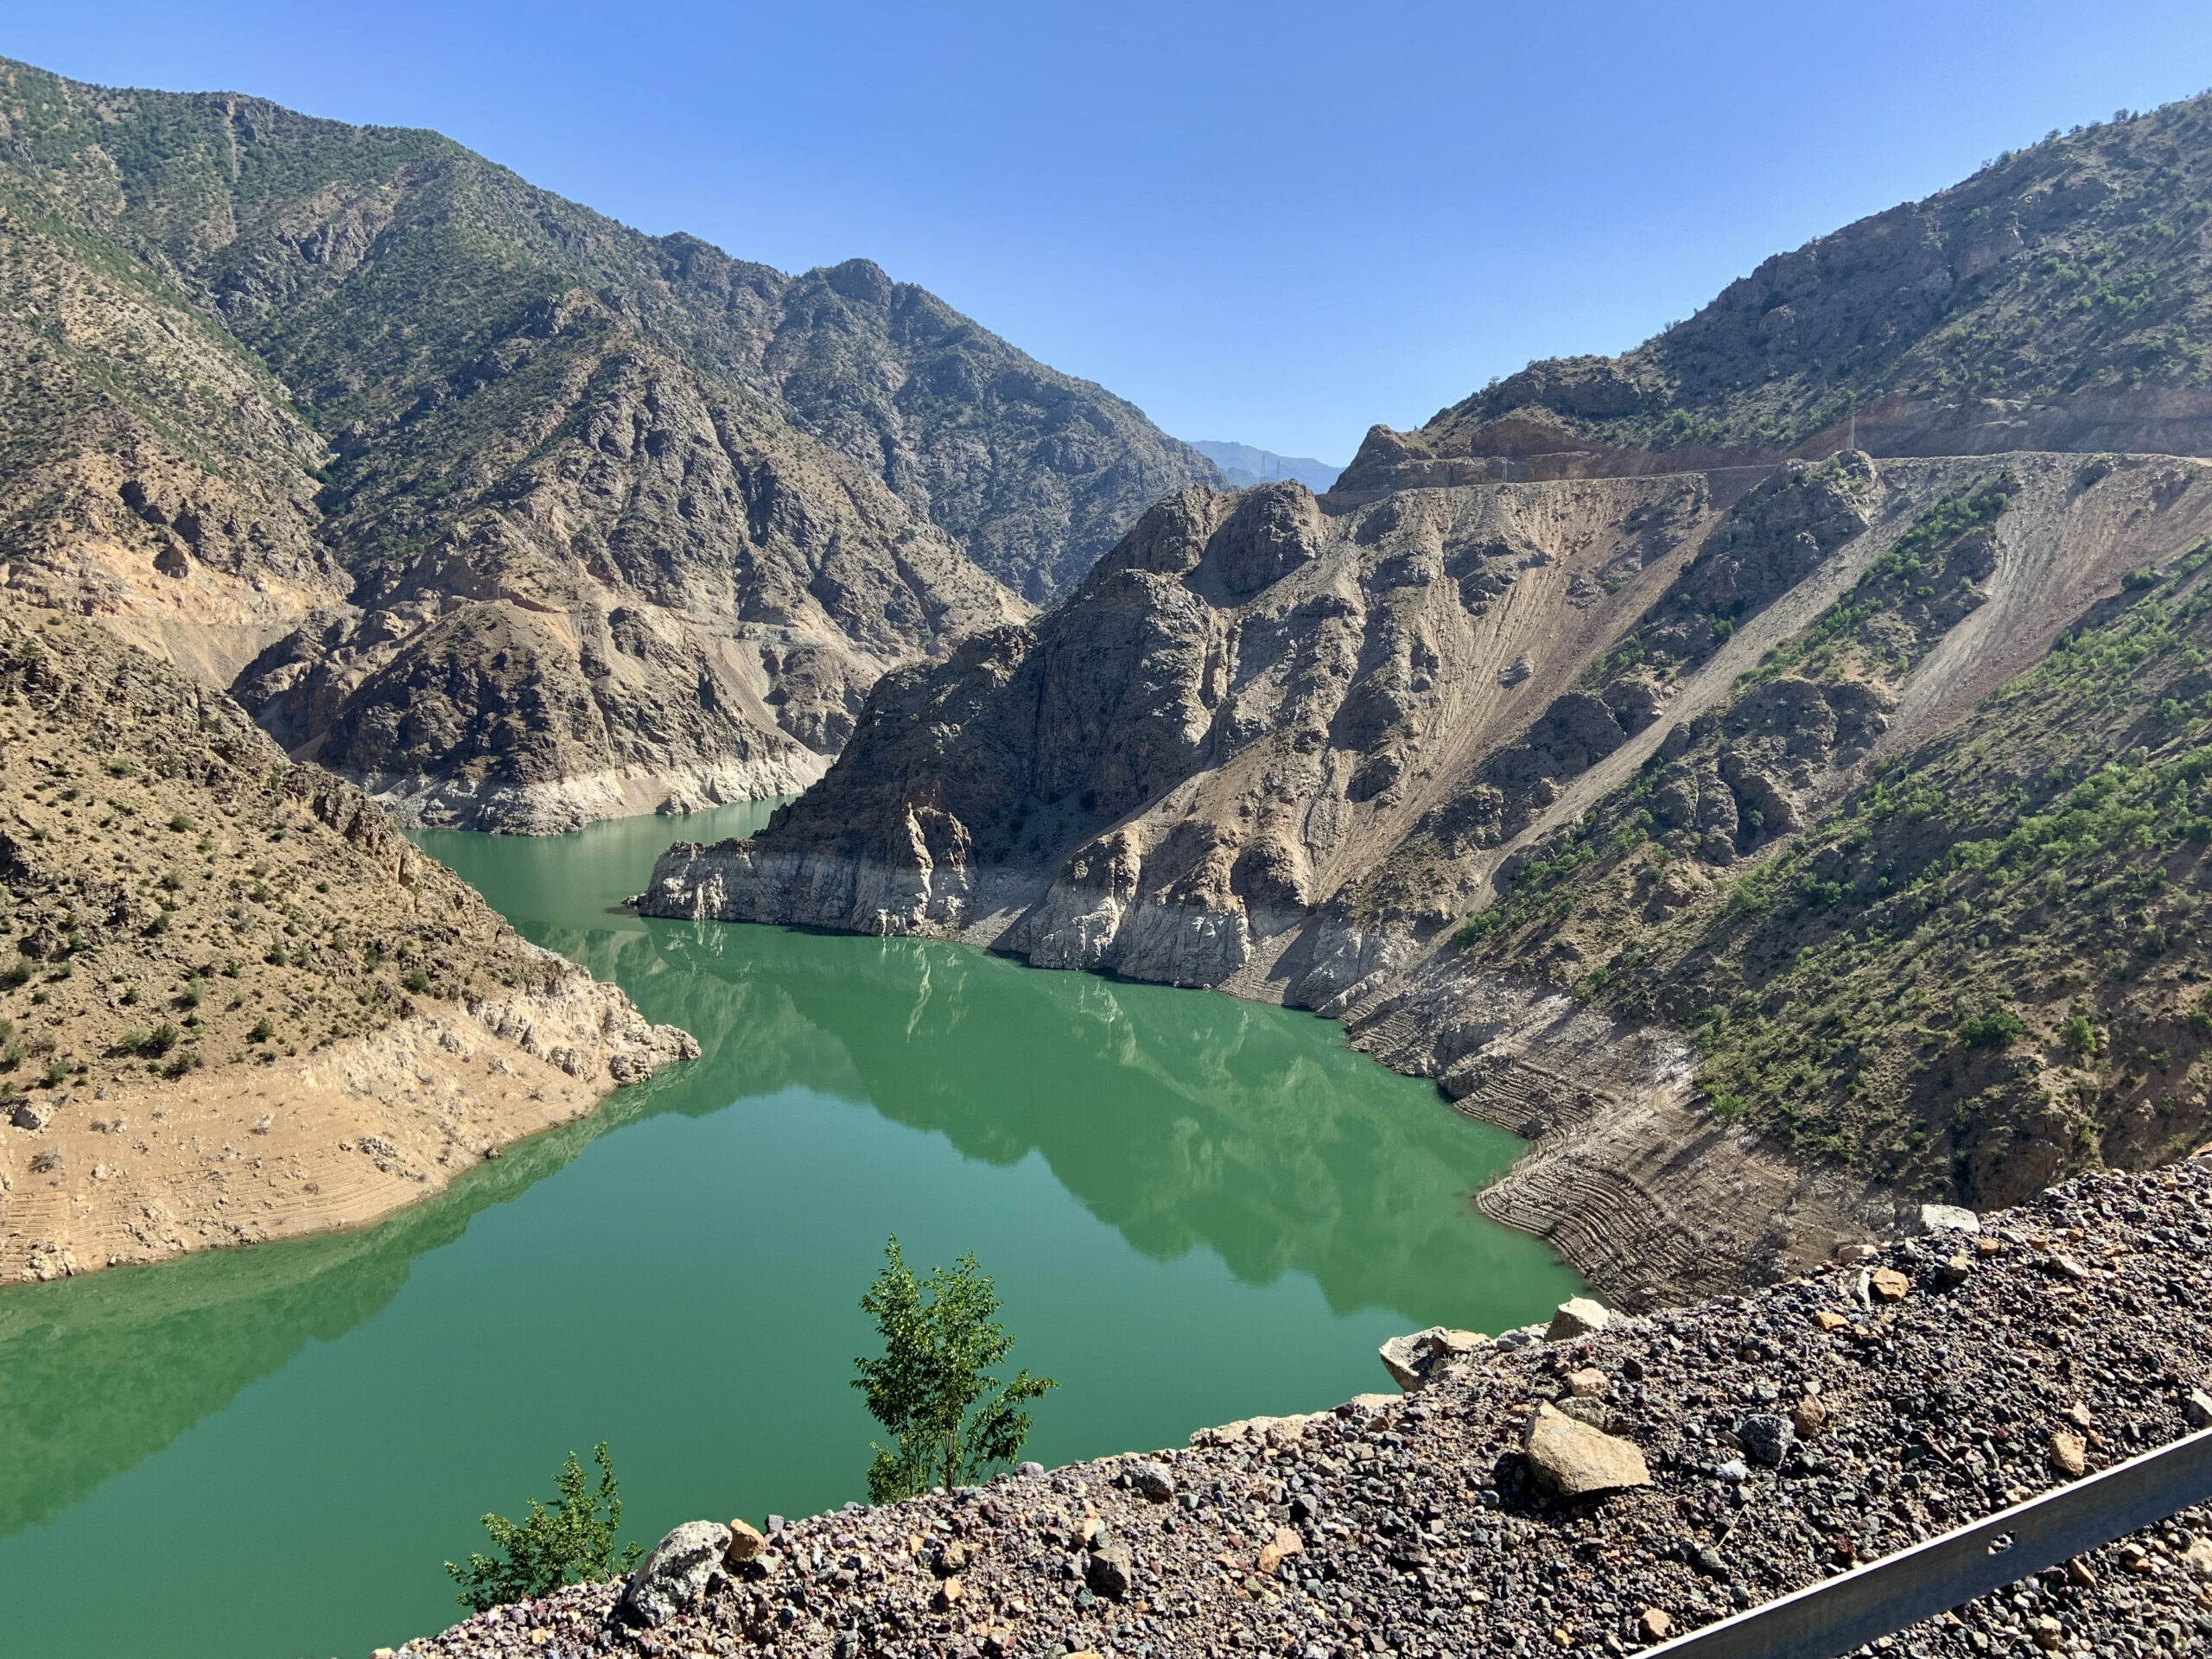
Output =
[
  {"x1": 0, "y1": 1083, "x2": 683, "y2": 1540},
  {"x1": 538, "y1": 915, "x2": 1548, "y2": 1327}
]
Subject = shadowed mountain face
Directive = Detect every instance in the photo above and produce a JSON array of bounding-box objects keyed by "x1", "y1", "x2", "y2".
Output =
[
  {"x1": 0, "y1": 58, "x2": 1215, "y2": 830},
  {"x1": 1339, "y1": 95, "x2": 2212, "y2": 490}
]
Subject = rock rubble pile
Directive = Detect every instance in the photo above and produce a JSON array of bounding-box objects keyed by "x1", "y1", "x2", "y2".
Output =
[{"x1": 396, "y1": 1160, "x2": 2212, "y2": 1659}]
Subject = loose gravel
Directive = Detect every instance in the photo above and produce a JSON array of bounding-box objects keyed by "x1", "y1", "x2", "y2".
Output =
[{"x1": 394, "y1": 1159, "x2": 2212, "y2": 1659}]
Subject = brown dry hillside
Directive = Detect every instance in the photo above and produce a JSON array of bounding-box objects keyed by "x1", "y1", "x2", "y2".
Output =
[
  {"x1": 0, "y1": 601, "x2": 693, "y2": 1283},
  {"x1": 1338, "y1": 92, "x2": 2212, "y2": 487}
]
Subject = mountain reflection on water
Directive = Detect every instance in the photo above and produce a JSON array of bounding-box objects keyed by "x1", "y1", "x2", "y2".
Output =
[
  {"x1": 577, "y1": 910, "x2": 1556, "y2": 1319},
  {"x1": 0, "y1": 800, "x2": 1576, "y2": 1659}
]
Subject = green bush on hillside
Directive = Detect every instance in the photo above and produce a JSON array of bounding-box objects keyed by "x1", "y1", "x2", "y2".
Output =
[
  {"x1": 1956, "y1": 1007, "x2": 2025, "y2": 1048},
  {"x1": 444, "y1": 1445, "x2": 641, "y2": 1611}
]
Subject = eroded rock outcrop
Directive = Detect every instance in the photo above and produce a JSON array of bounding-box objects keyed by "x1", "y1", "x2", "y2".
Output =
[
  {"x1": 643, "y1": 452, "x2": 2212, "y2": 1300},
  {"x1": 1356, "y1": 99, "x2": 2212, "y2": 483}
]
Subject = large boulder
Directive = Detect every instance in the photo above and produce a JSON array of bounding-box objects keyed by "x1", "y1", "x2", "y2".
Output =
[
  {"x1": 1084, "y1": 1529, "x2": 1134, "y2": 1599},
  {"x1": 622, "y1": 1521, "x2": 728, "y2": 1627},
  {"x1": 1547, "y1": 1298, "x2": 1611, "y2": 1341},
  {"x1": 1524, "y1": 1402, "x2": 1650, "y2": 1497},
  {"x1": 726, "y1": 1518, "x2": 767, "y2": 1565},
  {"x1": 1128, "y1": 1460, "x2": 1176, "y2": 1501},
  {"x1": 1733, "y1": 1412, "x2": 1795, "y2": 1466},
  {"x1": 6, "y1": 1097, "x2": 51, "y2": 1132},
  {"x1": 1378, "y1": 1326, "x2": 1489, "y2": 1390},
  {"x1": 1920, "y1": 1203, "x2": 1980, "y2": 1235}
]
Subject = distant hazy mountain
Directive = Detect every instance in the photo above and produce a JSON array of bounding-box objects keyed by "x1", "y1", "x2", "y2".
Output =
[{"x1": 1191, "y1": 441, "x2": 1344, "y2": 493}]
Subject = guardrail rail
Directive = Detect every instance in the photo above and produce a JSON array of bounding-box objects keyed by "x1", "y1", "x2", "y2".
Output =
[{"x1": 1643, "y1": 1426, "x2": 2212, "y2": 1659}]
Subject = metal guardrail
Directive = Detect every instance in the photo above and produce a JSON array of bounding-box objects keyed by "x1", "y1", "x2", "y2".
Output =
[{"x1": 1643, "y1": 1426, "x2": 2212, "y2": 1659}]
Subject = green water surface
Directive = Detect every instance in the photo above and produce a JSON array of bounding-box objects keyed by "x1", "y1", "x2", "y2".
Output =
[{"x1": 0, "y1": 801, "x2": 1579, "y2": 1658}]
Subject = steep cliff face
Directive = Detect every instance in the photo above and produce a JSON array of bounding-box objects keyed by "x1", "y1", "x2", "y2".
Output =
[
  {"x1": 1339, "y1": 94, "x2": 2212, "y2": 487},
  {"x1": 642, "y1": 453, "x2": 2212, "y2": 1298},
  {"x1": 0, "y1": 58, "x2": 1210, "y2": 829}
]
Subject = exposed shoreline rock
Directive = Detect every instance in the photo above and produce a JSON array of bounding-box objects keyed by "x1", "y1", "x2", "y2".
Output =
[
  {"x1": 0, "y1": 601, "x2": 697, "y2": 1286},
  {"x1": 633, "y1": 847, "x2": 1894, "y2": 1308},
  {"x1": 347, "y1": 750, "x2": 832, "y2": 836},
  {"x1": 0, "y1": 961, "x2": 697, "y2": 1283},
  {"x1": 635, "y1": 449, "x2": 2212, "y2": 1306},
  {"x1": 391, "y1": 1159, "x2": 2212, "y2": 1659}
]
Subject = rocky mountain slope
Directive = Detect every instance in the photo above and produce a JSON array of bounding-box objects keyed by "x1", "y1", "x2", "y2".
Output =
[
  {"x1": 640, "y1": 450, "x2": 2212, "y2": 1301},
  {"x1": 1340, "y1": 92, "x2": 2212, "y2": 486},
  {"x1": 401, "y1": 1163, "x2": 2212, "y2": 1659},
  {"x1": 0, "y1": 57, "x2": 1214, "y2": 830},
  {"x1": 0, "y1": 601, "x2": 694, "y2": 1283}
]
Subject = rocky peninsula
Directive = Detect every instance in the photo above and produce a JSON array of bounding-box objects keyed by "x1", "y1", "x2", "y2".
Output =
[
  {"x1": 0, "y1": 604, "x2": 695, "y2": 1284},
  {"x1": 386, "y1": 1160, "x2": 2212, "y2": 1659}
]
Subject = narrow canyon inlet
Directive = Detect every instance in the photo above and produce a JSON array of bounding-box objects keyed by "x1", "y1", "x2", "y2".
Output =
[{"x1": 0, "y1": 802, "x2": 1578, "y2": 1659}]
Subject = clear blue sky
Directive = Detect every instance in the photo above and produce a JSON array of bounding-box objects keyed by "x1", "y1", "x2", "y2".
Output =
[{"x1": 9, "y1": 2, "x2": 2212, "y2": 461}]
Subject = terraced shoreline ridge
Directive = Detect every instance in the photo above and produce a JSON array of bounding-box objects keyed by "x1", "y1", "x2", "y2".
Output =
[
  {"x1": 388, "y1": 1161, "x2": 2212, "y2": 1659},
  {"x1": 0, "y1": 602, "x2": 695, "y2": 1283}
]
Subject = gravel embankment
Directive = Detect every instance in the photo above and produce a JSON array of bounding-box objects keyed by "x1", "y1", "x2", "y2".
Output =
[{"x1": 395, "y1": 1160, "x2": 2212, "y2": 1659}]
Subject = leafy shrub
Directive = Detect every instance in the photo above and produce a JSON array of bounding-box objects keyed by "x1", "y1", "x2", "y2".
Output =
[
  {"x1": 854, "y1": 1237, "x2": 1056, "y2": 1502},
  {"x1": 1797, "y1": 875, "x2": 1846, "y2": 910},
  {"x1": 444, "y1": 1446, "x2": 641, "y2": 1612},
  {"x1": 403, "y1": 966, "x2": 430, "y2": 993},
  {"x1": 168, "y1": 813, "x2": 194, "y2": 832},
  {"x1": 1957, "y1": 1008, "x2": 2025, "y2": 1048},
  {"x1": 2059, "y1": 1014, "x2": 2102, "y2": 1056},
  {"x1": 1454, "y1": 910, "x2": 1503, "y2": 945},
  {"x1": 119, "y1": 1023, "x2": 181, "y2": 1058}
]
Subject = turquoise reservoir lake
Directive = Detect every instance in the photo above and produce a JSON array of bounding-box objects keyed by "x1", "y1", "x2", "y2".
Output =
[{"x1": 0, "y1": 800, "x2": 1579, "y2": 1658}]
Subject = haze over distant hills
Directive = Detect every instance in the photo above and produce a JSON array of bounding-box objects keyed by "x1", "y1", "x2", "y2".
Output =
[{"x1": 1190, "y1": 441, "x2": 1343, "y2": 493}]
